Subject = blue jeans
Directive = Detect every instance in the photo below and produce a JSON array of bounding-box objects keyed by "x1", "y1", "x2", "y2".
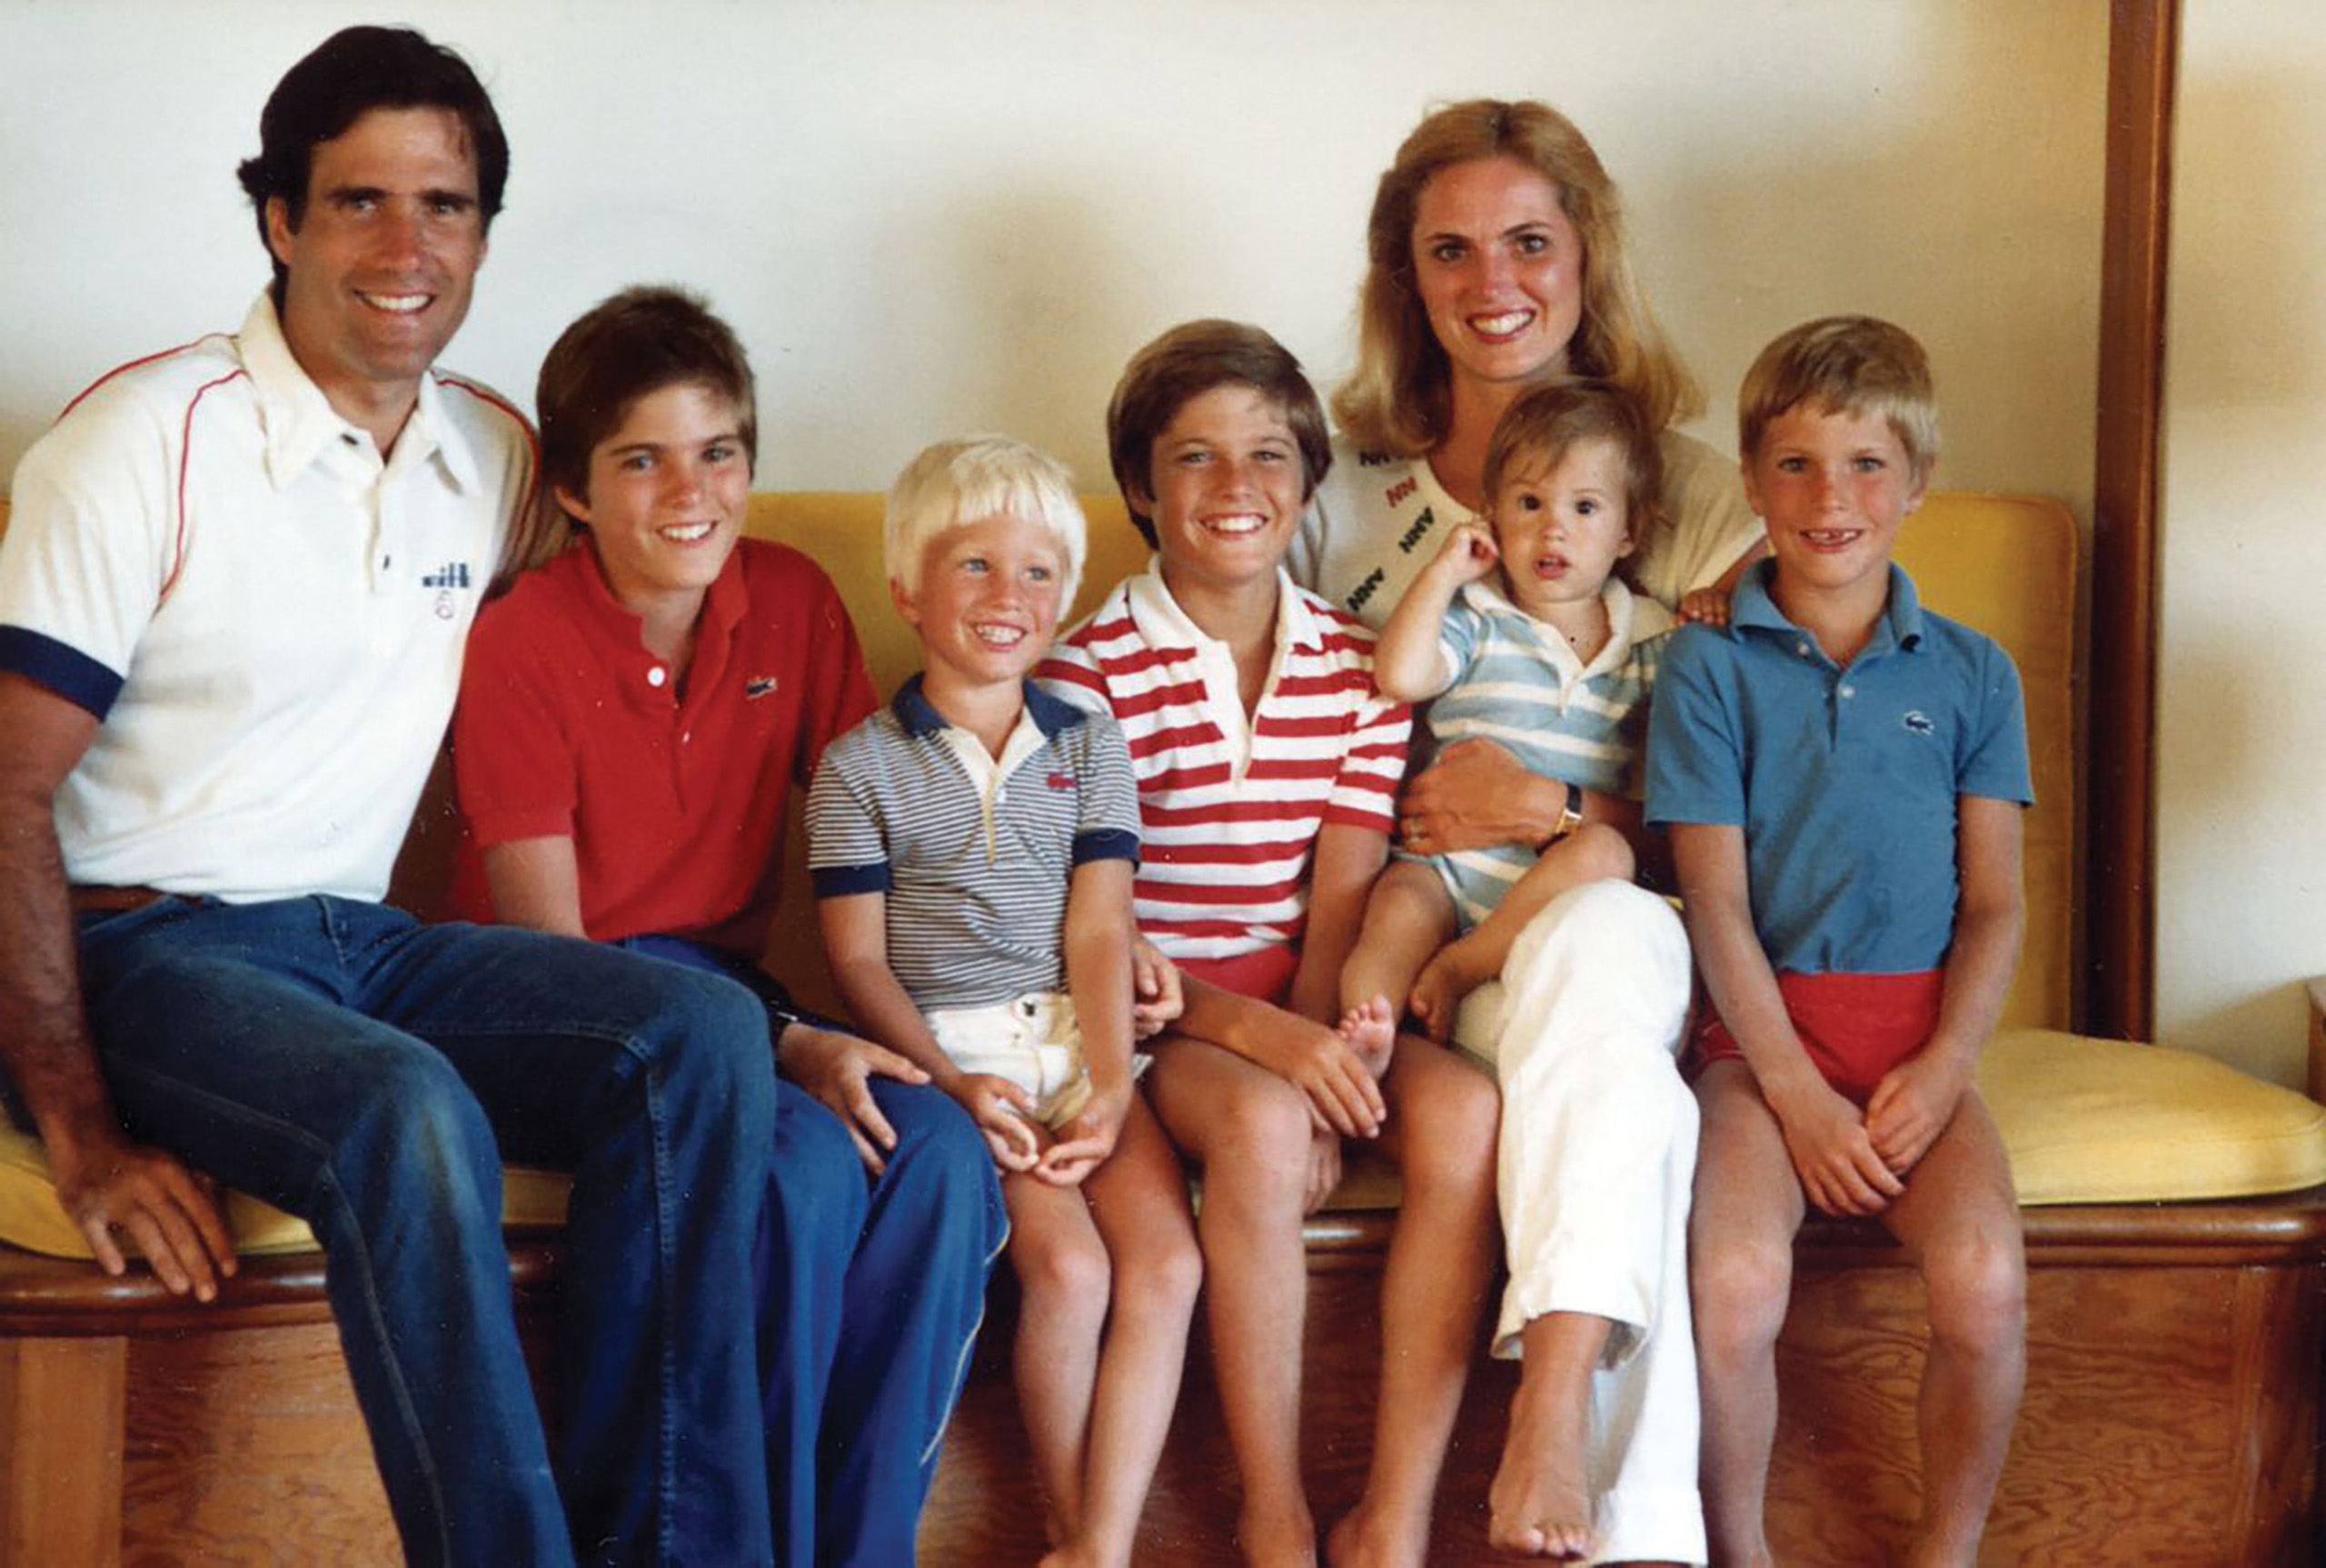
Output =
[
  {"x1": 75, "y1": 896, "x2": 777, "y2": 1568},
  {"x1": 619, "y1": 936, "x2": 1007, "y2": 1568}
]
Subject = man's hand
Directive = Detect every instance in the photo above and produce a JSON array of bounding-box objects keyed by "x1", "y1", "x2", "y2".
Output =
[
  {"x1": 1399, "y1": 739, "x2": 1553, "y2": 857},
  {"x1": 775, "y1": 1023, "x2": 930, "y2": 1175},
  {"x1": 1130, "y1": 937, "x2": 1184, "y2": 1042},
  {"x1": 1865, "y1": 1049, "x2": 1974, "y2": 1176},
  {"x1": 1765, "y1": 1077, "x2": 1905, "y2": 1217},
  {"x1": 949, "y1": 1073, "x2": 1042, "y2": 1172},
  {"x1": 1035, "y1": 1086, "x2": 1128, "y2": 1188},
  {"x1": 51, "y1": 1130, "x2": 236, "y2": 1300}
]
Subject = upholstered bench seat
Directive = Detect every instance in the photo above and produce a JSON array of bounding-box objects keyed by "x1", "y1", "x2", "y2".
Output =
[{"x1": 6, "y1": 1026, "x2": 2321, "y2": 1259}]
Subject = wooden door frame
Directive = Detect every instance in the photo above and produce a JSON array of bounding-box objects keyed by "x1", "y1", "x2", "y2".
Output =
[{"x1": 2089, "y1": 0, "x2": 2178, "y2": 1039}]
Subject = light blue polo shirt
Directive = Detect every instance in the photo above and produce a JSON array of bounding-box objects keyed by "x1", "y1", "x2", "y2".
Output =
[{"x1": 1645, "y1": 562, "x2": 2031, "y2": 975}]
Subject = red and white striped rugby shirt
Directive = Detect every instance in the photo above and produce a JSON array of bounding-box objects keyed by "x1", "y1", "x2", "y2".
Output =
[{"x1": 1037, "y1": 566, "x2": 1409, "y2": 962}]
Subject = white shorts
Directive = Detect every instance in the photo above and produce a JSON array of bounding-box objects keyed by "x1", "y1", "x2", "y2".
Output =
[{"x1": 926, "y1": 991, "x2": 1139, "y2": 1131}]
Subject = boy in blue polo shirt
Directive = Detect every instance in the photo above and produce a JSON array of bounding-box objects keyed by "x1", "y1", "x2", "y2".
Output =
[
  {"x1": 1646, "y1": 316, "x2": 2030, "y2": 1566},
  {"x1": 807, "y1": 436, "x2": 1199, "y2": 1568}
]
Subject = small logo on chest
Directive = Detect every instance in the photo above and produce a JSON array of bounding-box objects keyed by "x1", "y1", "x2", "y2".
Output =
[
  {"x1": 1046, "y1": 771, "x2": 1079, "y2": 792},
  {"x1": 1902, "y1": 710, "x2": 1935, "y2": 737},
  {"x1": 422, "y1": 561, "x2": 472, "y2": 590},
  {"x1": 744, "y1": 676, "x2": 780, "y2": 700}
]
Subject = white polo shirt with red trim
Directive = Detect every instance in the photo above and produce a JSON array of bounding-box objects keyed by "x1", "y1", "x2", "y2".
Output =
[
  {"x1": 0, "y1": 293, "x2": 533, "y2": 903},
  {"x1": 1037, "y1": 564, "x2": 1409, "y2": 962}
]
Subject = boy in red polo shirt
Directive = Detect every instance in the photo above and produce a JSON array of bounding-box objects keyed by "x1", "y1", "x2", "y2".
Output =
[{"x1": 447, "y1": 286, "x2": 1004, "y2": 1568}]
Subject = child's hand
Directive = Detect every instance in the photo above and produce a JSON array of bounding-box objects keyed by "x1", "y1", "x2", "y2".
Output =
[
  {"x1": 774, "y1": 1024, "x2": 930, "y2": 1176},
  {"x1": 1677, "y1": 586, "x2": 1733, "y2": 627},
  {"x1": 1864, "y1": 1050, "x2": 1974, "y2": 1176},
  {"x1": 1260, "y1": 1021, "x2": 1387, "y2": 1139},
  {"x1": 1428, "y1": 523, "x2": 1500, "y2": 587},
  {"x1": 1034, "y1": 1087, "x2": 1128, "y2": 1187},
  {"x1": 1766, "y1": 1077, "x2": 1905, "y2": 1217},
  {"x1": 1131, "y1": 937, "x2": 1184, "y2": 1041},
  {"x1": 1304, "y1": 1129, "x2": 1343, "y2": 1216},
  {"x1": 950, "y1": 1073, "x2": 1042, "y2": 1172}
]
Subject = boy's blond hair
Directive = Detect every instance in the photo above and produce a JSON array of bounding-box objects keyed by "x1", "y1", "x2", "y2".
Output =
[
  {"x1": 1482, "y1": 381, "x2": 1665, "y2": 561},
  {"x1": 883, "y1": 435, "x2": 1088, "y2": 606},
  {"x1": 1738, "y1": 315, "x2": 1941, "y2": 477},
  {"x1": 1334, "y1": 97, "x2": 1702, "y2": 458}
]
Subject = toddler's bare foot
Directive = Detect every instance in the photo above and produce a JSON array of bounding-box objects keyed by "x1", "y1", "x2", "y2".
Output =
[
  {"x1": 1487, "y1": 1371, "x2": 1595, "y2": 1560},
  {"x1": 1337, "y1": 994, "x2": 1397, "y2": 1077},
  {"x1": 1407, "y1": 938, "x2": 1491, "y2": 1044},
  {"x1": 1324, "y1": 1497, "x2": 1428, "y2": 1568}
]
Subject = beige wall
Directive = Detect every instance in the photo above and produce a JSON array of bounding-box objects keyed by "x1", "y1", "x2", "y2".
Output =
[
  {"x1": 3, "y1": 0, "x2": 2103, "y2": 504},
  {"x1": 2153, "y1": 2, "x2": 2326, "y2": 1085}
]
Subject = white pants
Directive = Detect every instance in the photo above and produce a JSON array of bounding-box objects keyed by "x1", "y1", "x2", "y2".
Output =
[{"x1": 1455, "y1": 878, "x2": 1705, "y2": 1567}]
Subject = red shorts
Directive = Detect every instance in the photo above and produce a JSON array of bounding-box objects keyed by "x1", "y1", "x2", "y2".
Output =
[
  {"x1": 1692, "y1": 970, "x2": 1944, "y2": 1105},
  {"x1": 1177, "y1": 946, "x2": 1298, "y2": 1009}
]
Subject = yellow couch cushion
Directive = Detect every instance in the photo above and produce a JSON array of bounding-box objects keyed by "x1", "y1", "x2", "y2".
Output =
[
  {"x1": 0, "y1": 1119, "x2": 571, "y2": 1261},
  {"x1": 1980, "y1": 1028, "x2": 2326, "y2": 1204}
]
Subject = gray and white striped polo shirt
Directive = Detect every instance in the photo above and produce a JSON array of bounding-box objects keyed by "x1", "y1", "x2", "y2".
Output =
[{"x1": 807, "y1": 676, "x2": 1140, "y2": 1010}]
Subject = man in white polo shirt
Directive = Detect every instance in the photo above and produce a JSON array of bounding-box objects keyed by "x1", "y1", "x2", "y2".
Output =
[{"x1": 0, "y1": 28, "x2": 780, "y2": 1567}]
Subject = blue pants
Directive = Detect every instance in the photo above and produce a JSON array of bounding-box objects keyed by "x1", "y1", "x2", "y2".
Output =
[
  {"x1": 73, "y1": 896, "x2": 776, "y2": 1568},
  {"x1": 621, "y1": 937, "x2": 1006, "y2": 1568}
]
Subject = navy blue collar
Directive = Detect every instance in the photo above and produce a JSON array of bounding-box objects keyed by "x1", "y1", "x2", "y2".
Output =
[{"x1": 891, "y1": 674, "x2": 1088, "y2": 739}]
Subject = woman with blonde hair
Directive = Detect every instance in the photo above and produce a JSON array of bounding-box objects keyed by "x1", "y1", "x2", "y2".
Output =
[{"x1": 1302, "y1": 100, "x2": 1743, "y2": 1567}]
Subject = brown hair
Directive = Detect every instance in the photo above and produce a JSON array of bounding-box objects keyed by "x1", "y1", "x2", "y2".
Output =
[
  {"x1": 1105, "y1": 319, "x2": 1331, "y2": 548},
  {"x1": 1483, "y1": 381, "x2": 1664, "y2": 558},
  {"x1": 1738, "y1": 315, "x2": 1939, "y2": 476},
  {"x1": 1333, "y1": 98, "x2": 1700, "y2": 458}
]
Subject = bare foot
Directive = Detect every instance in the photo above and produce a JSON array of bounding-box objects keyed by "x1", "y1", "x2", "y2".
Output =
[
  {"x1": 1407, "y1": 937, "x2": 1492, "y2": 1044},
  {"x1": 1337, "y1": 994, "x2": 1397, "y2": 1078},
  {"x1": 1324, "y1": 1497, "x2": 1429, "y2": 1568},
  {"x1": 1486, "y1": 1371, "x2": 1595, "y2": 1560}
]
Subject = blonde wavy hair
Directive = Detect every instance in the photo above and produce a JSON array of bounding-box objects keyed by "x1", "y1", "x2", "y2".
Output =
[{"x1": 1333, "y1": 99, "x2": 1700, "y2": 458}]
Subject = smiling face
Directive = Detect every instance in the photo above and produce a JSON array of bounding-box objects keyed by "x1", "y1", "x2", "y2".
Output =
[
  {"x1": 561, "y1": 382, "x2": 750, "y2": 617},
  {"x1": 1487, "y1": 434, "x2": 1635, "y2": 620},
  {"x1": 267, "y1": 106, "x2": 486, "y2": 436},
  {"x1": 1141, "y1": 382, "x2": 1307, "y2": 601},
  {"x1": 1744, "y1": 402, "x2": 1928, "y2": 610},
  {"x1": 1409, "y1": 155, "x2": 1585, "y2": 396},
  {"x1": 893, "y1": 512, "x2": 1069, "y2": 698}
]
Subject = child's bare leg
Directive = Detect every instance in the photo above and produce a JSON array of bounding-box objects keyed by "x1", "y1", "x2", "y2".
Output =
[
  {"x1": 1148, "y1": 1036, "x2": 1320, "y2": 1567},
  {"x1": 1879, "y1": 1089, "x2": 2025, "y2": 1568},
  {"x1": 1340, "y1": 861, "x2": 1456, "y2": 1024},
  {"x1": 1042, "y1": 1095, "x2": 1203, "y2": 1568},
  {"x1": 1688, "y1": 1061, "x2": 1807, "y2": 1568},
  {"x1": 1486, "y1": 1310, "x2": 1609, "y2": 1560},
  {"x1": 1411, "y1": 825, "x2": 1635, "y2": 1038},
  {"x1": 1006, "y1": 1158, "x2": 1116, "y2": 1545},
  {"x1": 1327, "y1": 1041, "x2": 1498, "y2": 1568}
]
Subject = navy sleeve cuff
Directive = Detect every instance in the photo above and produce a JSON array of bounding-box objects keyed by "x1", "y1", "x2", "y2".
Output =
[
  {"x1": 811, "y1": 863, "x2": 891, "y2": 898},
  {"x1": 1071, "y1": 828, "x2": 1140, "y2": 868},
  {"x1": 0, "y1": 627, "x2": 123, "y2": 719}
]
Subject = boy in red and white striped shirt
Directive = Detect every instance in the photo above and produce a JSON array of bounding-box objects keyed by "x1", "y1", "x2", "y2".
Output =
[{"x1": 1039, "y1": 320, "x2": 1503, "y2": 1567}]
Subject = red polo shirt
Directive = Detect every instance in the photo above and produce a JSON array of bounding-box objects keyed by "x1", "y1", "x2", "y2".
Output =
[{"x1": 447, "y1": 538, "x2": 877, "y2": 950}]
